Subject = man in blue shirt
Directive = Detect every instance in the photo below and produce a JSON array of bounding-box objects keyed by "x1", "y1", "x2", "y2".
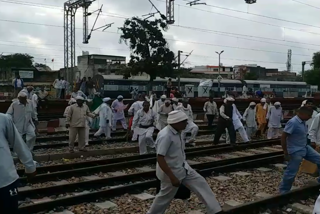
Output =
[{"x1": 279, "y1": 106, "x2": 320, "y2": 194}]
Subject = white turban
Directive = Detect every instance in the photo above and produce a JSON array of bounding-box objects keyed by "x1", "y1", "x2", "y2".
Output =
[
  {"x1": 17, "y1": 91, "x2": 27, "y2": 98},
  {"x1": 76, "y1": 96, "x2": 84, "y2": 100},
  {"x1": 260, "y1": 98, "x2": 266, "y2": 102},
  {"x1": 274, "y1": 102, "x2": 281, "y2": 106},
  {"x1": 301, "y1": 100, "x2": 307, "y2": 107},
  {"x1": 117, "y1": 95, "x2": 123, "y2": 99},
  {"x1": 249, "y1": 102, "x2": 256, "y2": 106},
  {"x1": 226, "y1": 97, "x2": 235, "y2": 102},
  {"x1": 161, "y1": 95, "x2": 167, "y2": 99},
  {"x1": 172, "y1": 98, "x2": 178, "y2": 102},
  {"x1": 103, "y1": 97, "x2": 111, "y2": 102},
  {"x1": 68, "y1": 98, "x2": 76, "y2": 105},
  {"x1": 164, "y1": 99, "x2": 171, "y2": 104},
  {"x1": 167, "y1": 110, "x2": 188, "y2": 124}
]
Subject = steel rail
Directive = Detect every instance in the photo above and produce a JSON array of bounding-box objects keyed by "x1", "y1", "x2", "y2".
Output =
[
  {"x1": 33, "y1": 129, "x2": 215, "y2": 150},
  {"x1": 18, "y1": 153, "x2": 285, "y2": 213},
  {"x1": 17, "y1": 139, "x2": 279, "y2": 177},
  {"x1": 18, "y1": 140, "x2": 281, "y2": 185}
]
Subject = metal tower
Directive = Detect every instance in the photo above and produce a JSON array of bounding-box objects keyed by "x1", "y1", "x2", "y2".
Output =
[
  {"x1": 286, "y1": 49, "x2": 292, "y2": 72},
  {"x1": 64, "y1": 0, "x2": 94, "y2": 81},
  {"x1": 166, "y1": 0, "x2": 175, "y2": 24}
]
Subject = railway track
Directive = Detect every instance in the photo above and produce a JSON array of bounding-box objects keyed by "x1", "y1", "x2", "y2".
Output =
[{"x1": 15, "y1": 139, "x2": 291, "y2": 213}]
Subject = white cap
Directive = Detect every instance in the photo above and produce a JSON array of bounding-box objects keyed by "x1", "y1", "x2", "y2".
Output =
[
  {"x1": 274, "y1": 101, "x2": 281, "y2": 106},
  {"x1": 226, "y1": 97, "x2": 235, "y2": 102},
  {"x1": 103, "y1": 97, "x2": 111, "y2": 102},
  {"x1": 261, "y1": 98, "x2": 266, "y2": 102},
  {"x1": 17, "y1": 91, "x2": 27, "y2": 97},
  {"x1": 117, "y1": 95, "x2": 123, "y2": 99},
  {"x1": 301, "y1": 100, "x2": 307, "y2": 106},
  {"x1": 167, "y1": 110, "x2": 188, "y2": 124},
  {"x1": 76, "y1": 96, "x2": 84, "y2": 100},
  {"x1": 249, "y1": 102, "x2": 256, "y2": 106},
  {"x1": 224, "y1": 99, "x2": 227, "y2": 104},
  {"x1": 164, "y1": 99, "x2": 171, "y2": 103},
  {"x1": 68, "y1": 98, "x2": 76, "y2": 105},
  {"x1": 161, "y1": 95, "x2": 167, "y2": 99},
  {"x1": 172, "y1": 98, "x2": 178, "y2": 102}
]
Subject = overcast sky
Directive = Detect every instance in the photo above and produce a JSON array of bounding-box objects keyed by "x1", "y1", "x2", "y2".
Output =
[{"x1": 0, "y1": 0, "x2": 319, "y2": 73}]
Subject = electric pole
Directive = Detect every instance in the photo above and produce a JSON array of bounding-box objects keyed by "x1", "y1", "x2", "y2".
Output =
[
  {"x1": 177, "y1": 50, "x2": 182, "y2": 89},
  {"x1": 215, "y1": 50, "x2": 224, "y2": 96}
]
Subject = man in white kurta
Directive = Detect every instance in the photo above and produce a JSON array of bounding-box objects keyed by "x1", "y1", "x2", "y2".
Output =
[
  {"x1": 6, "y1": 92, "x2": 38, "y2": 152},
  {"x1": 302, "y1": 99, "x2": 319, "y2": 144},
  {"x1": 266, "y1": 102, "x2": 283, "y2": 139},
  {"x1": 172, "y1": 98, "x2": 182, "y2": 110},
  {"x1": 131, "y1": 101, "x2": 156, "y2": 155},
  {"x1": 94, "y1": 97, "x2": 112, "y2": 139},
  {"x1": 243, "y1": 102, "x2": 257, "y2": 140},
  {"x1": 203, "y1": 96, "x2": 218, "y2": 127},
  {"x1": 308, "y1": 111, "x2": 320, "y2": 148},
  {"x1": 152, "y1": 95, "x2": 166, "y2": 128},
  {"x1": 177, "y1": 100, "x2": 199, "y2": 146},
  {"x1": 111, "y1": 95, "x2": 128, "y2": 131},
  {"x1": 128, "y1": 95, "x2": 144, "y2": 141},
  {"x1": 20, "y1": 86, "x2": 34, "y2": 100},
  {"x1": 226, "y1": 101, "x2": 249, "y2": 143},
  {"x1": 157, "y1": 99, "x2": 173, "y2": 130},
  {"x1": 147, "y1": 110, "x2": 222, "y2": 214}
]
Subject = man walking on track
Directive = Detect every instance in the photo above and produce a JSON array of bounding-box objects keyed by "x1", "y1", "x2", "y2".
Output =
[
  {"x1": 147, "y1": 110, "x2": 222, "y2": 214},
  {"x1": 279, "y1": 106, "x2": 320, "y2": 194}
]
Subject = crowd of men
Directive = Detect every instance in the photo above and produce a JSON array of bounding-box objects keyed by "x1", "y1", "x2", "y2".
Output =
[{"x1": 2, "y1": 82, "x2": 320, "y2": 213}]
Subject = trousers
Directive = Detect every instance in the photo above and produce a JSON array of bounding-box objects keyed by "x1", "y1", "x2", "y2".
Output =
[
  {"x1": 214, "y1": 119, "x2": 236, "y2": 144},
  {"x1": 138, "y1": 127, "x2": 155, "y2": 155},
  {"x1": 94, "y1": 126, "x2": 111, "y2": 138},
  {"x1": 246, "y1": 126, "x2": 256, "y2": 140},
  {"x1": 132, "y1": 127, "x2": 138, "y2": 141},
  {"x1": 267, "y1": 127, "x2": 281, "y2": 139},
  {"x1": 112, "y1": 118, "x2": 127, "y2": 131},
  {"x1": 0, "y1": 180, "x2": 19, "y2": 214},
  {"x1": 181, "y1": 121, "x2": 199, "y2": 144},
  {"x1": 226, "y1": 126, "x2": 249, "y2": 143},
  {"x1": 148, "y1": 169, "x2": 222, "y2": 214},
  {"x1": 206, "y1": 114, "x2": 214, "y2": 127},
  {"x1": 21, "y1": 125, "x2": 36, "y2": 151},
  {"x1": 258, "y1": 123, "x2": 267, "y2": 133},
  {"x1": 69, "y1": 127, "x2": 86, "y2": 150},
  {"x1": 55, "y1": 88, "x2": 61, "y2": 99},
  {"x1": 279, "y1": 146, "x2": 320, "y2": 194}
]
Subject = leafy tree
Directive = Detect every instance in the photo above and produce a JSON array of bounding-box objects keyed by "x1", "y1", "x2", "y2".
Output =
[
  {"x1": 119, "y1": 17, "x2": 176, "y2": 89},
  {"x1": 311, "y1": 52, "x2": 320, "y2": 69},
  {"x1": 304, "y1": 69, "x2": 320, "y2": 87},
  {"x1": 244, "y1": 72, "x2": 258, "y2": 80},
  {"x1": 0, "y1": 53, "x2": 34, "y2": 69}
]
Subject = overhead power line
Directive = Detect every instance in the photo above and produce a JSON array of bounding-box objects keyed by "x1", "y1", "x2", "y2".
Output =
[
  {"x1": 3, "y1": 0, "x2": 320, "y2": 37},
  {"x1": 291, "y1": 0, "x2": 320, "y2": 10},
  {"x1": 179, "y1": 0, "x2": 320, "y2": 29},
  {"x1": 0, "y1": 18, "x2": 315, "y2": 57},
  {"x1": 1, "y1": 0, "x2": 320, "y2": 49}
]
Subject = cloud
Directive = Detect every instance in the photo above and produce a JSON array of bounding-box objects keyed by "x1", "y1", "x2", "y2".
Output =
[{"x1": 0, "y1": 0, "x2": 319, "y2": 73}]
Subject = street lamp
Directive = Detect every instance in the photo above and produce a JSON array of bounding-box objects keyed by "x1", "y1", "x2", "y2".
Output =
[{"x1": 215, "y1": 50, "x2": 224, "y2": 97}]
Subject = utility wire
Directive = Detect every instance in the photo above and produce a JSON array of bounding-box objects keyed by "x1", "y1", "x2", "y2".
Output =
[
  {"x1": 0, "y1": 19, "x2": 316, "y2": 56},
  {"x1": 179, "y1": 0, "x2": 320, "y2": 29},
  {"x1": 291, "y1": 0, "x2": 320, "y2": 10},
  {"x1": 1, "y1": 0, "x2": 320, "y2": 49}
]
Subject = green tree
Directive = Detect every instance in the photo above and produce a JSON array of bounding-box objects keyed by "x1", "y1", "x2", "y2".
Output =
[
  {"x1": 304, "y1": 69, "x2": 320, "y2": 87},
  {"x1": 0, "y1": 53, "x2": 34, "y2": 69},
  {"x1": 244, "y1": 72, "x2": 258, "y2": 80},
  {"x1": 311, "y1": 52, "x2": 320, "y2": 69},
  {"x1": 119, "y1": 17, "x2": 176, "y2": 89}
]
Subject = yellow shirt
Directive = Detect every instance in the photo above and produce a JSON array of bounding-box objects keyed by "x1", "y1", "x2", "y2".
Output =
[{"x1": 256, "y1": 103, "x2": 267, "y2": 124}]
